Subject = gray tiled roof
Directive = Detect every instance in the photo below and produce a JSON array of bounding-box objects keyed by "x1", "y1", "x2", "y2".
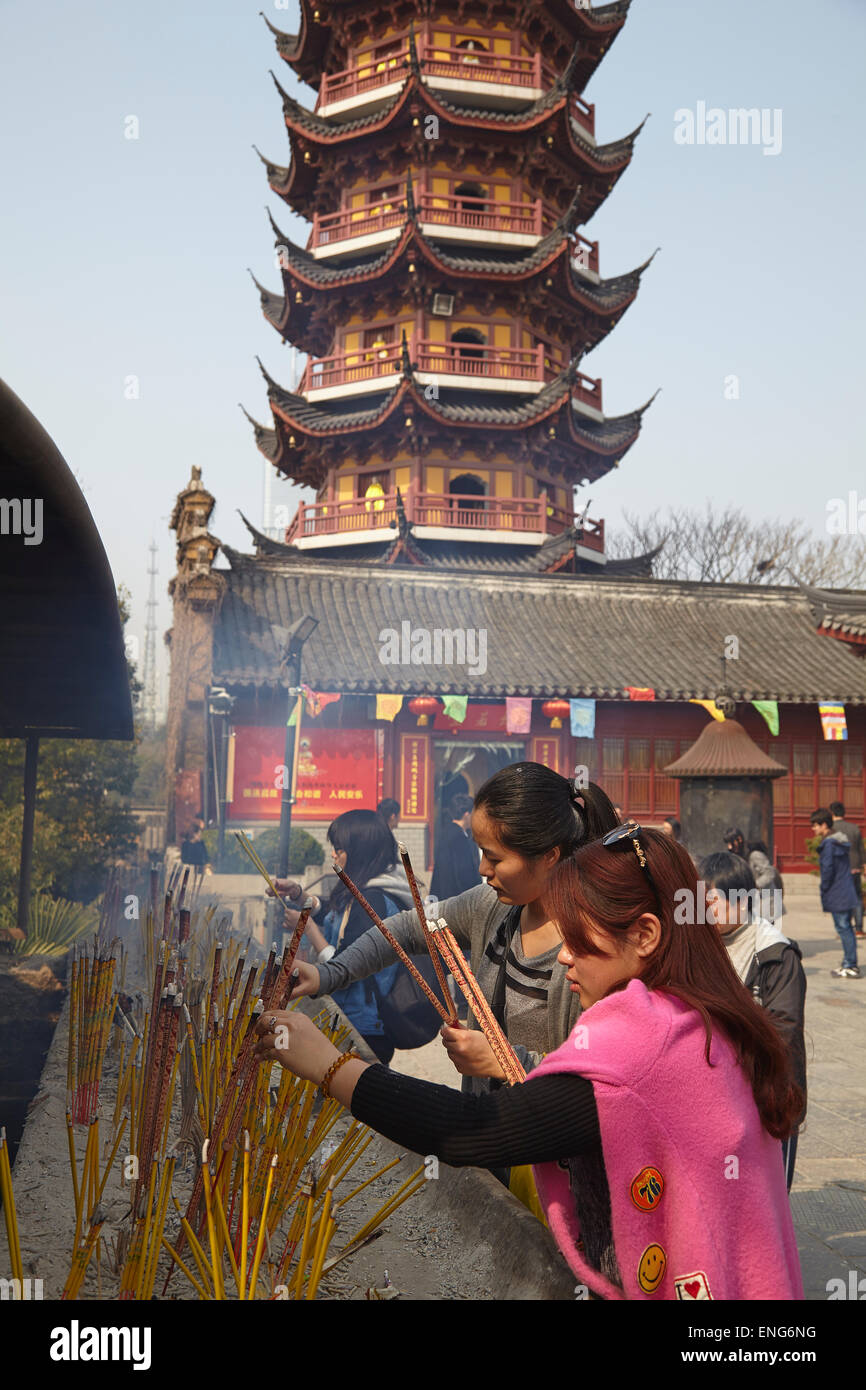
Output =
[
  {"x1": 272, "y1": 69, "x2": 641, "y2": 171},
  {"x1": 257, "y1": 216, "x2": 653, "y2": 312},
  {"x1": 211, "y1": 554, "x2": 866, "y2": 702}
]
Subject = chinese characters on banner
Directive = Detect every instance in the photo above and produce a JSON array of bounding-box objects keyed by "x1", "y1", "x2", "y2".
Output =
[
  {"x1": 530, "y1": 736, "x2": 562, "y2": 773},
  {"x1": 227, "y1": 726, "x2": 380, "y2": 821},
  {"x1": 400, "y1": 734, "x2": 431, "y2": 820}
]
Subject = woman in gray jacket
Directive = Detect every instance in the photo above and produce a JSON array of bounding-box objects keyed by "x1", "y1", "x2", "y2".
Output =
[{"x1": 289, "y1": 763, "x2": 618, "y2": 1096}]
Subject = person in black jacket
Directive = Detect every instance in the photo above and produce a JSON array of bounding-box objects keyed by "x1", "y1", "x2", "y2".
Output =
[
  {"x1": 430, "y1": 794, "x2": 481, "y2": 901},
  {"x1": 700, "y1": 851, "x2": 806, "y2": 1190}
]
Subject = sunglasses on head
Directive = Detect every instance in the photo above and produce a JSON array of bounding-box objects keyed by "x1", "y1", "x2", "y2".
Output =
[{"x1": 601, "y1": 820, "x2": 661, "y2": 906}]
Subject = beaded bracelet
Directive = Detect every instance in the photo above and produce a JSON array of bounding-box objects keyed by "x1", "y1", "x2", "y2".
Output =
[{"x1": 319, "y1": 1049, "x2": 361, "y2": 1099}]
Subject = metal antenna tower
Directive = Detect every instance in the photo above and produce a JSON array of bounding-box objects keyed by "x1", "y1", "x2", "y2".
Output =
[{"x1": 142, "y1": 540, "x2": 159, "y2": 730}]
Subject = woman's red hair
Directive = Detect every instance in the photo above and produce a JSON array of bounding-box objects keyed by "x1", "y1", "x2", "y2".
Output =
[{"x1": 544, "y1": 829, "x2": 803, "y2": 1140}]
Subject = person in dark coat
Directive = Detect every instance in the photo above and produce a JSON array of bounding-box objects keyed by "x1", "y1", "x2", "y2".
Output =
[
  {"x1": 700, "y1": 851, "x2": 807, "y2": 1190},
  {"x1": 811, "y1": 808, "x2": 861, "y2": 977},
  {"x1": 430, "y1": 794, "x2": 481, "y2": 901},
  {"x1": 829, "y1": 800, "x2": 865, "y2": 937}
]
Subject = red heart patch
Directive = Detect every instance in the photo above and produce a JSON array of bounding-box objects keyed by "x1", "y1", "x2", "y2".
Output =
[{"x1": 684, "y1": 1280, "x2": 701, "y2": 1299}]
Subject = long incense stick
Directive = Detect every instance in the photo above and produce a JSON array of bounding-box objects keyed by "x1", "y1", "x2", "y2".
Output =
[
  {"x1": 397, "y1": 843, "x2": 457, "y2": 1022},
  {"x1": 330, "y1": 860, "x2": 451, "y2": 1022}
]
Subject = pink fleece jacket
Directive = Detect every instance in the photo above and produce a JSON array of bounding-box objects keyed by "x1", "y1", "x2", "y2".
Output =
[{"x1": 530, "y1": 979, "x2": 803, "y2": 1301}]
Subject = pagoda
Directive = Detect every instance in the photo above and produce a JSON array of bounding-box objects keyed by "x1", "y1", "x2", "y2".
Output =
[{"x1": 246, "y1": 0, "x2": 656, "y2": 573}]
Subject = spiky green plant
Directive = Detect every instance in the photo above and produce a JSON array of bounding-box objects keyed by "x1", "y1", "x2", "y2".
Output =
[{"x1": 12, "y1": 894, "x2": 99, "y2": 956}]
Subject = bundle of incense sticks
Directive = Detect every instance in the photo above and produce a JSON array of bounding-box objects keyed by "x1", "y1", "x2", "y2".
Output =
[
  {"x1": 428, "y1": 918, "x2": 525, "y2": 1085},
  {"x1": 56, "y1": 870, "x2": 426, "y2": 1300},
  {"x1": 68, "y1": 942, "x2": 119, "y2": 1122},
  {"x1": 0, "y1": 1127, "x2": 22, "y2": 1287}
]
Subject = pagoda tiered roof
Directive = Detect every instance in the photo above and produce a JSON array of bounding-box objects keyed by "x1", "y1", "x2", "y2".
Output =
[
  {"x1": 253, "y1": 206, "x2": 656, "y2": 357},
  {"x1": 238, "y1": 510, "x2": 658, "y2": 578},
  {"x1": 262, "y1": 64, "x2": 646, "y2": 221},
  {"x1": 244, "y1": 360, "x2": 655, "y2": 489},
  {"x1": 263, "y1": 1, "x2": 633, "y2": 95}
]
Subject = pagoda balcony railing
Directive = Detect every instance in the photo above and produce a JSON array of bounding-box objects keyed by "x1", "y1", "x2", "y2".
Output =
[
  {"x1": 415, "y1": 340, "x2": 565, "y2": 386},
  {"x1": 284, "y1": 487, "x2": 606, "y2": 548},
  {"x1": 298, "y1": 338, "x2": 603, "y2": 409},
  {"x1": 309, "y1": 193, "x2": 562, "y2": 253},
  {"x1": 316, "y1": 43, "x2": 573, "y2": 116}
]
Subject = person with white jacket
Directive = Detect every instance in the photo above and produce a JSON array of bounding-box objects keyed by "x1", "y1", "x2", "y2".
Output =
[{"x1": 700, "y1": 851, "x2": 807, "y2": 1191}]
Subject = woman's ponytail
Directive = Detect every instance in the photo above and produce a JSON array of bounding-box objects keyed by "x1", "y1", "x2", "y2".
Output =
[{"x1": 474, "y1": 762, "x2": 618, "y2": 860}]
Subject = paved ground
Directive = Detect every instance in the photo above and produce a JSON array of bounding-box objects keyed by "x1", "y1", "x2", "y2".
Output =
[
  {"x1": 396, "y1": 875, "x2": 866, "y2": 1301},
  {"x1": 783, "y1": 876, "x2": 866, "y2": 1299}
]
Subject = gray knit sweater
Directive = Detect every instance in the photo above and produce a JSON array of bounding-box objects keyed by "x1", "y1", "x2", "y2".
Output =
[{"x1": 315, "y1": 883, "x2": 581, "y2": 1093}]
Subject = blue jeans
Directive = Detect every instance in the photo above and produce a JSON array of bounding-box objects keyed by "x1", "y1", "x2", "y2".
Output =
[{"x1": 831, "y1": 911, "x2": 859, "y2": 969}]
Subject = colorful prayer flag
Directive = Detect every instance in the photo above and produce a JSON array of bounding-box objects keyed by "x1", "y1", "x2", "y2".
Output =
[
  {"x1": 301, "y1": 685, "x2": 341, "y2": 718},
  {"x1": 505, "y1": 698, "x2": 532, "y2": 734},
  {"x1": 625, "y1": 687, "x2": 655, "y2": 701},
  {"x1": 569, "y1": 699, "x2": 596, "y2": 738},
  {"x1": 441, "y1": 694, "x2": 469, "y2": 724},
  {"x1": 689, "y1": 699, "x2": 725, "y2": 722},
  {"x1": 818, "y1": 702, "x2": 848, "y2": 741},
  {"x1": 375, "y1": 694, "x2": 403, "y2": 722},
  {"x1": 752, "y1": 701, "x2": 779, "y2": 736}
]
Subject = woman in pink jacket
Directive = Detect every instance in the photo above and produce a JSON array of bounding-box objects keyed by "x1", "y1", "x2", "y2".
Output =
[{"x1": 256, "y1": 825, "x2": 804, "y2": 1300}]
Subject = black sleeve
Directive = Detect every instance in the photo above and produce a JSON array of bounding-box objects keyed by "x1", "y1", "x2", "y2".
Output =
[
  {"x1": 351, "y1": 1064, "x2": 600, "y2": 1168},
  {"x1": 760, "y1": 948, "x2": 808, "y2": 1105}
]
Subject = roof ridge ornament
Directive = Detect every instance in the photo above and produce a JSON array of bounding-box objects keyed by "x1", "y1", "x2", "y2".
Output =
[
  {"x1": 407, "y1": 23, "x2": 421, "y2": 77},
  {"x1": 404, "y1": 167, "x2": 417, "y2": 221},
  {"x1": 400, "y1": 328, "x2": 414, "y2": 379}
]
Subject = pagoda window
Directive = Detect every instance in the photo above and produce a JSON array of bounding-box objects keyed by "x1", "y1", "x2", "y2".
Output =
[
  {"x1": 362, "y1": 324, "x2": 397, "y2": 365},
  {"x1": 450, "y1": 327, "x2": 486, "y2": 367},
  {"x1": 454, "y1": 181, "x2": 489, "y2": 226},
  {"x1": 455, "y1": 37, "x2": 489, "y2": 66},
  {"x1": 449, "y1": 472, "x2": 486, "y2": 516},
  {"x1": 357, "y1": 472, "x2": 390, "y2": 515}
]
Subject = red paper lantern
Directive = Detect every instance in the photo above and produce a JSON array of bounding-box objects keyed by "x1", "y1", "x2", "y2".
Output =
[
  {"x1": 408, "y1": 696, "x2": 440, "y2": 727},
  {"x1": 542, "y1": 699, "x2": 569, "y2": 729}
]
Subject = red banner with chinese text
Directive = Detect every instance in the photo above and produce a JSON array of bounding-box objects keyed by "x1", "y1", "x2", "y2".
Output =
[
  {"x1": 530, "y1": 736, "x2": 562, "y2": 774},
  {"x1": 227, "y1": 726, "x2": 379, "y2": 821}
]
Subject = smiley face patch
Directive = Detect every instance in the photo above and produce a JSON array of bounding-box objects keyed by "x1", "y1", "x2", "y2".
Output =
[
  {"x1": 637, "y1": 1243, "x2": 667, "y2": 1295},
  {"x1": 630, "y1": 1166, "x2": 664, "y2": 1212}
]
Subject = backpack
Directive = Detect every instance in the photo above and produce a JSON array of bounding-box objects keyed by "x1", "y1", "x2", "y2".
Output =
[
  {"x1": 368, "y1": 889, "x2": 450, "y2": 1050},
  {"x1": 371, "y1": 953, "x2": 450, "y2": 1050}
]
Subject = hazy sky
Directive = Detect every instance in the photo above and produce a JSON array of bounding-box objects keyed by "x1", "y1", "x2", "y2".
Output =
[{"x1": 2, "y1": 0, "x2": 864, "y2": 707}]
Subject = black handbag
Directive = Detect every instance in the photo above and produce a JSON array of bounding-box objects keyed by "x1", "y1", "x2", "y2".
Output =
[{"x1": 372, "y1": 952, "x2": 449, "y2": 1050}]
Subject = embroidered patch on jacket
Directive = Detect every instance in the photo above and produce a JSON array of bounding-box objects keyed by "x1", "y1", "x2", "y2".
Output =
[
  {"x1": 674, "y1": 1270, "x2": 712, "y2": 1301},
  {"x1": 630, "y1": 1166, "x2": 664, "y2": 1211},
  {"x1": 637, "y1": 1243, "x2": 667, "y2": 1295}
]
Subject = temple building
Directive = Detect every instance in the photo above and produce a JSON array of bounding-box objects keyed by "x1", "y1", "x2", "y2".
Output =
[{"x1": 164, "y1": 1, "x2": 866, "y2": 872}]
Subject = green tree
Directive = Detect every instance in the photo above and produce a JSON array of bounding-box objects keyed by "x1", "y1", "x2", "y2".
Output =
[{"x1": 0, "y1": 591, "x2": 142, "y2": 924}]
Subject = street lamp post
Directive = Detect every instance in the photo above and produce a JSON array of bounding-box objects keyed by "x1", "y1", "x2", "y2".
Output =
[
  {"x1": 207, "y1": 686, "x2": 236, "y2": 872},
  {"x1": 276, "y1": 614, "x2": 319, "y2": 893}
]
